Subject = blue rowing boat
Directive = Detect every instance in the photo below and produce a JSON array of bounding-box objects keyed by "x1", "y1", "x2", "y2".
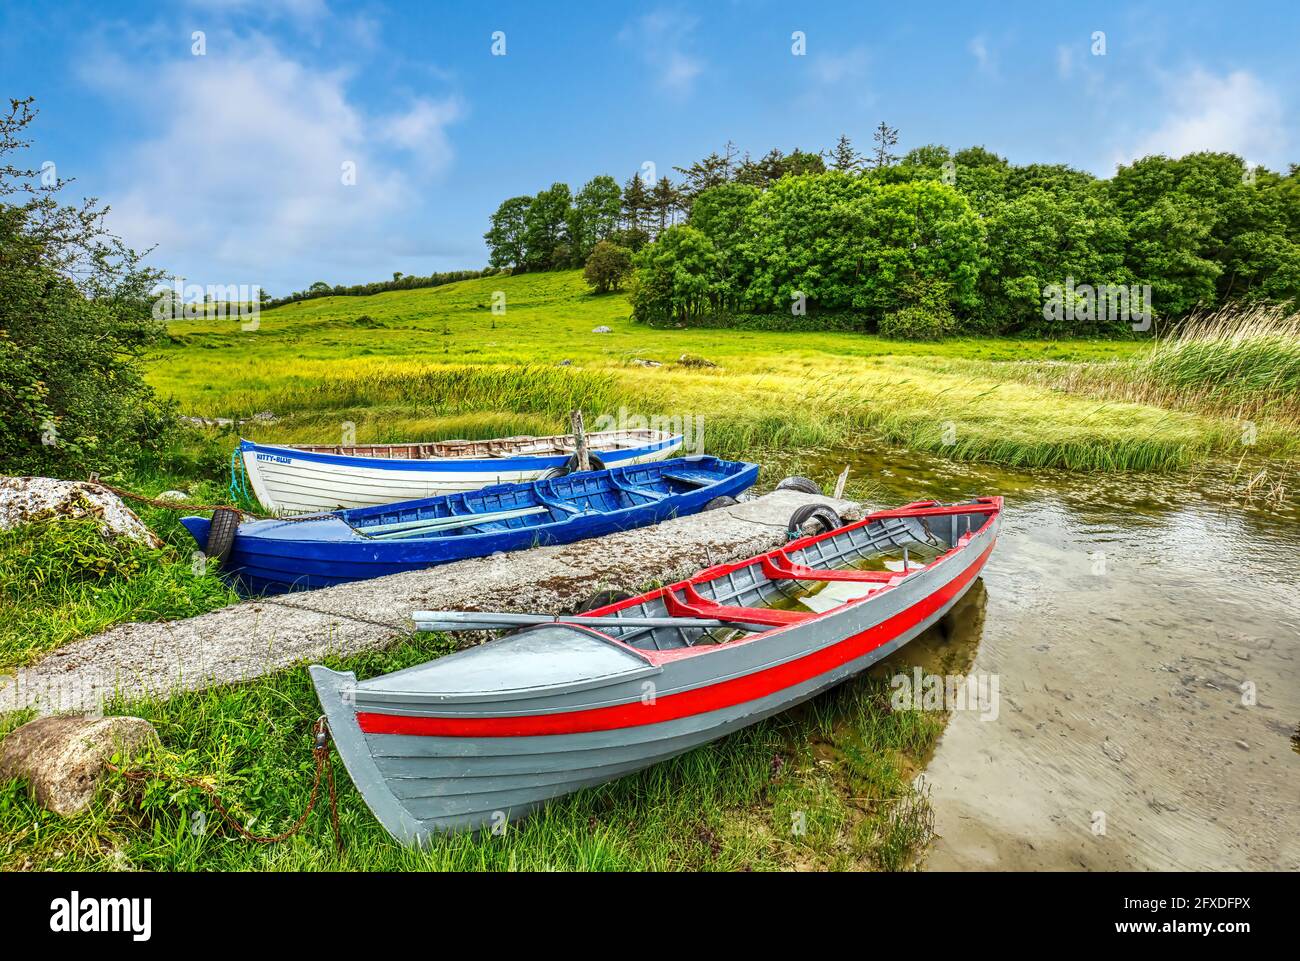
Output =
[{"x1": 181, "y1": 456, "x2": 758, "y2": 595}]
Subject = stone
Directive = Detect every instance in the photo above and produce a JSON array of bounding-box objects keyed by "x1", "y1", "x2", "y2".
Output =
[
  {"x1": 0, "y1": 715, "x2": 159, "y2": 816},
  {"x1": 677, "y1": 352, "x2": 717, "y2": 368},
  {"x1": 0, "y1": 476, "x2": 163, "y2": 548},
  {"x1": 156, "y1": 490, "x2": 189, "y2": 502},
  {"x1": 592, "y1": 325, "x2": 612, "y2": 334}
]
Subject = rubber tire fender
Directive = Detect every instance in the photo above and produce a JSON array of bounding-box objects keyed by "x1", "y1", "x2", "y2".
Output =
[
  {"x1": 204, "y1": 506, "x2": 241, "y2": 567},
  {"x1": 776, "y1": 476, "x2": 822, "y2": 495},
  {"x1": 786, "y1": 503, "x2": 842, "y2": 539}
]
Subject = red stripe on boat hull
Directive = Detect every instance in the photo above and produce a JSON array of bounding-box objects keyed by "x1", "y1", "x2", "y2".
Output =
[{"x1": 358, "y1": 539, "x2": 995, "y2": 738}]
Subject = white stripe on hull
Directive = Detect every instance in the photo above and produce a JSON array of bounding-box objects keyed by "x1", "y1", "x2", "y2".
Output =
[{"x1": 244, "y1": 443, "x2": 681, "y2": 513}]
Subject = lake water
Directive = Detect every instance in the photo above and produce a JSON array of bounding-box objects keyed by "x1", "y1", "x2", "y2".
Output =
[{"x1": 811, "y1": 445, "x2": 1299, "y2": 870}]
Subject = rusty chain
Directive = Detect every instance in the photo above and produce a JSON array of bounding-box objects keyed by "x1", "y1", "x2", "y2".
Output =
[{"x1": 110, "y1": 715, "x2": 343, "y2": 854}]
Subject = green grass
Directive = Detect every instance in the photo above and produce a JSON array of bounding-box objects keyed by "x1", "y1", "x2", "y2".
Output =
[
  {"x1": 0, "y1": 633, "x2": 945, "y2": 871},
  {"x1": 145, "y1": 270, "x2": 1296, "y2": 473},
  {"x1": 0, "y1": 499, "x2": 238, "y2": 670}
]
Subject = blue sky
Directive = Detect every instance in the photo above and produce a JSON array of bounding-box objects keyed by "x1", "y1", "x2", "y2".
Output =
[{"x1": 2, "y1": 0, "x2": 1297, "y2": 293}]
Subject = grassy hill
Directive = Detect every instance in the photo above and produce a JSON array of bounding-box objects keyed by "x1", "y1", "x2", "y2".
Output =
[{"x1": 148, "y1": 270, "x2": 1296, "y2": 474}]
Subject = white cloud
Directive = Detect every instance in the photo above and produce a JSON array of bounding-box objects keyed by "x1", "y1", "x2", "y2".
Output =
[
  {"x1": 82, "y1": 40, "x2": 462, "y2": 288},
  {"x1": 1056, "y1": 45, "x2": 1075, "y2": 80},
  {"x1": 1119, "y1": 68, "x2": 1286, "y2": 169},
  {"x1": 811, "y1": 46, "x2": 869, "y2": 86},
  {"x1": 622, "y1": 10, "x2": 704, "y2": 95},
  {"x1": 968, "y1": 35, "x2": 995, "y2": 76}
]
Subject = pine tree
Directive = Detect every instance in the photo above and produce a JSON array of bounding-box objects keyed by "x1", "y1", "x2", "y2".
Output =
[
  {"x1": 871, "y1": 122, "x2": 900, "y2": 169},
  {"x1": 621, "y1": 172, "x2": 651, "y2": 232},
  {"x1": 828, "y1": 134, "x2": 864, "y2": 173}
]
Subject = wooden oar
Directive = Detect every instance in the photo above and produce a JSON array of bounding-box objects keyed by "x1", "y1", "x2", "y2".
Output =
[
  {"x1": 412, "y1": 610, "x2": 771, "y2": 632},
  {"x1": 358, "y1": 505, "x2": 549, "y2": 539}
]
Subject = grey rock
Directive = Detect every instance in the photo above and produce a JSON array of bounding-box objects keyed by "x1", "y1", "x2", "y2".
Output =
[
  {"x1": 0, "y1": 715, "x2": 159, "y2": 815},
  {"x1": 0, "y1": 476, "x2": 163, "y2": 549}
]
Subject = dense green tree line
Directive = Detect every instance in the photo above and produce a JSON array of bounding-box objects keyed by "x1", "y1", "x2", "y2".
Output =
[
  {"x1": 270, "y1": 267, "x2": 494, "y2": 308},
  {"x1": 488, "y1": 130, "x2": 1300, "y2": 337}
]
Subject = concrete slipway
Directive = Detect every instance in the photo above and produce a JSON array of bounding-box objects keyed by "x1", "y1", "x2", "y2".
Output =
[{"x1": 0, "y1": 491, "x2": 854, "y2": 715}]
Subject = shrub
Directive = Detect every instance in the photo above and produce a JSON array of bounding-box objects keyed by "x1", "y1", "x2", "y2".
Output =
[
  {"x1": 879, "y1": 305, "x2": 953, "y2": 340},
  {"x1": 583, "y1": 240, "x2": 634, "y2": 294}
]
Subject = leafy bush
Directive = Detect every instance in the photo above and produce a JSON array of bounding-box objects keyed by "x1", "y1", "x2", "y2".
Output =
[
  {"x1": 0, "y1": 98, "x2": 175, "y2": 477},
  {"x1": 879, "y1": 305, "x2": 953, "y2": 340},
  {"x1": 583, "y1": 240, "x2": 633, "y2": 294}
]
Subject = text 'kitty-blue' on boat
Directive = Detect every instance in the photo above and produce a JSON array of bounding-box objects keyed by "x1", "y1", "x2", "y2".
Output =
[{"x1": 180, "y1": 456, "x2": 759, "y2": 595}]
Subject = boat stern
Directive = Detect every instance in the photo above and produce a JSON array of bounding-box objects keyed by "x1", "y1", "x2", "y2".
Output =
[{"x1": 178, "y1": 515, "x2": 210, "y2": 549}]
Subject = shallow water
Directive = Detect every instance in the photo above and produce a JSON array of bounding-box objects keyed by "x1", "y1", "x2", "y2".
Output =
[{"x1": 810, "y1": 446, "x2": 1299, "y2": 870}]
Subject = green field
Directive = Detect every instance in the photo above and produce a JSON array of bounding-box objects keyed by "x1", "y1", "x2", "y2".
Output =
[{"x1": 151, "y1": 270, "x2": 1298, "y2": 474}]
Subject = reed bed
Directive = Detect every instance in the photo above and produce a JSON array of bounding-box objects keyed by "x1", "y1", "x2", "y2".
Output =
[{"x1": 1015, "y1": 305, "x2": 1300, "y2": 424}]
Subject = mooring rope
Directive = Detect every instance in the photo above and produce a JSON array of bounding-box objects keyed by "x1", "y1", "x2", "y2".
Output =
[{"x1": 109, "y1": 715, "x2": 343, "y2": 853}]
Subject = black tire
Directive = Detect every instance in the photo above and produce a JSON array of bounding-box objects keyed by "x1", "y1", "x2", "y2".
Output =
[
  {"x1": 574, "y1": 589, "x2": 634, "y2": 614},
  {"x1": 205, "y1": 507, "x2": 241, "y2": 567},
  {"x1": 786, "y1": 503, "x2": 842, "y2": 540},
  {"x1": 702, "y1": 495, "x2": 739, "y2": 511},
  {"x1": 776, "y1": 476, "x2": 822, "y2": 495},
  {"x1": 564, "y1": 451, "x2": 607, "y2": 474}
]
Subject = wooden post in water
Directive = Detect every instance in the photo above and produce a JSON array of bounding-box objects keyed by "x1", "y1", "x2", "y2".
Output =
[{"x1": 570, "y1": 409, "x2": 590, "y2": 472}]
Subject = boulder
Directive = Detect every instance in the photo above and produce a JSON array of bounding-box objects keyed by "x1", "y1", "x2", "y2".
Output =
[
  {"x1": 592, "y1": 325, "x2": 612, "y2": 334},
  {"x1": 0, "y1": 715, "x2": 159, "y2": 816},
  {"x1": 677, "y1": 352, "x2": 718, "y2": 368},
  {"x1": 0, "y1": 476, "x2": 163, "y2": 548}
]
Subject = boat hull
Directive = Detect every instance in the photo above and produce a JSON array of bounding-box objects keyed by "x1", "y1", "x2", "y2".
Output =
[
  {"x1": 241, "y1": 430, "x2": 683, "y2": 514},
  {"x1": 311, "y1": 499, "x2": 1000, "y2": 844},
  {"x1": 187, "y1": 457, "x2": 758, "y2": 595}
]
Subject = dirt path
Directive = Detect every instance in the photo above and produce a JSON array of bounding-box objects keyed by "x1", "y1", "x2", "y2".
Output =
[{"x1": 1, "y1": 491, "x2": 850, "y2": 715}]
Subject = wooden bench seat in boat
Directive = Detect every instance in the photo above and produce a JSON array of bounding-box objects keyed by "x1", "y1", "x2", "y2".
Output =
[
  {"x1": 662, "y1": 582, "x2": 815, "y2": 627},
  {"x1": 759, "y1": 549, "x2": 902, "y2": 583}
]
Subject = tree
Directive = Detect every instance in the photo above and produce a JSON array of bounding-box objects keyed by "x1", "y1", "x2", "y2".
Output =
[
  {"x1": 827, "y1": 135, "x2": 864, "y2": 173},
  {"x1": 0, "y1": 97, "x2": 171, "y2": 476},
  {"x1": 484, "y1": 195, "x2": 532, "y2": 271},
  {"x1": 621, "y1": 172, "x2": 652, "y2": 233},
  {"x1": 687, "y1": 181, "x2": 760, "y2": 299},
  {"x1": 870, "y1": 122, "x2": 900, "y2": 170},
  {"x1": 308, "y1": 280, "x2": 331, "y2": 294},
  {"x1": 650, "y1": 176, "x2": 682, "y2": 235},
  {"x1": 569, "y1": 175, "x2": 622, "y2": 262},
  {"x1": 629, "y1": 225, "x2": 722, "y2": 324},
  {"x1": 735, "y1": 148, "x2": 826, "y2": 187},
  {"x1": 583, "y1": 240, "x2": 634, "y2": 294},
  {"x1": 673, "y1": 142, "x2": 739, "y2": 206},
  {"x1": 522, "y1": 182, "x2": 573, "y2": 270}
]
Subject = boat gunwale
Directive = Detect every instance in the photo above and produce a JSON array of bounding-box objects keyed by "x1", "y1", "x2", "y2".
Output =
[
  {"x1": 588, "y1": 497, "x2": 1002, "y2": 665},
  {"x1": 240, "y1": 430, "x2": 683, "y2": 472}
]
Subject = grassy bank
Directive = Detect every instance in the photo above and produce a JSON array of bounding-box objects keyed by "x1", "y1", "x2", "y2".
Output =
[
  {"x1": 145, "y1": 270, "x2": 1298, "y2": 473},
  {"x1": 0, "y1": 621, "x2": 956, "y2": 871},
  {"x1": 0, "y1": 471, "x2": 240, "y2": 670}
]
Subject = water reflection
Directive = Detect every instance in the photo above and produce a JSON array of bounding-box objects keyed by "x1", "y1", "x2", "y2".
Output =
[{"x1": 801, "y1": 444, "x2": 1299, "y2": 870}]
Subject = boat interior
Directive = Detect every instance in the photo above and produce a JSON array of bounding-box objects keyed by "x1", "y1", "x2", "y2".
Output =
[
  {"x1": 340, "y1": 458, "x2": 748, "y2": 540},
  {"x1": 276, "y1": 428, "x2": 674, "y2": 460},
  {"x1": 590, "y1": 501, "x2": 997, "y2": 652}
]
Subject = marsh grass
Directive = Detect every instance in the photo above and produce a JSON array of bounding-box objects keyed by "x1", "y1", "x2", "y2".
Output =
[
  {"x1": 146, "y1": 271, "x2": 1292, "y2": 473},
  {"x1": 0, "y1": 631, "x2": 945, "y2": 872},
  {"x1": 1016, "y1": 305, "x2": 1300, "y2": 426}
]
